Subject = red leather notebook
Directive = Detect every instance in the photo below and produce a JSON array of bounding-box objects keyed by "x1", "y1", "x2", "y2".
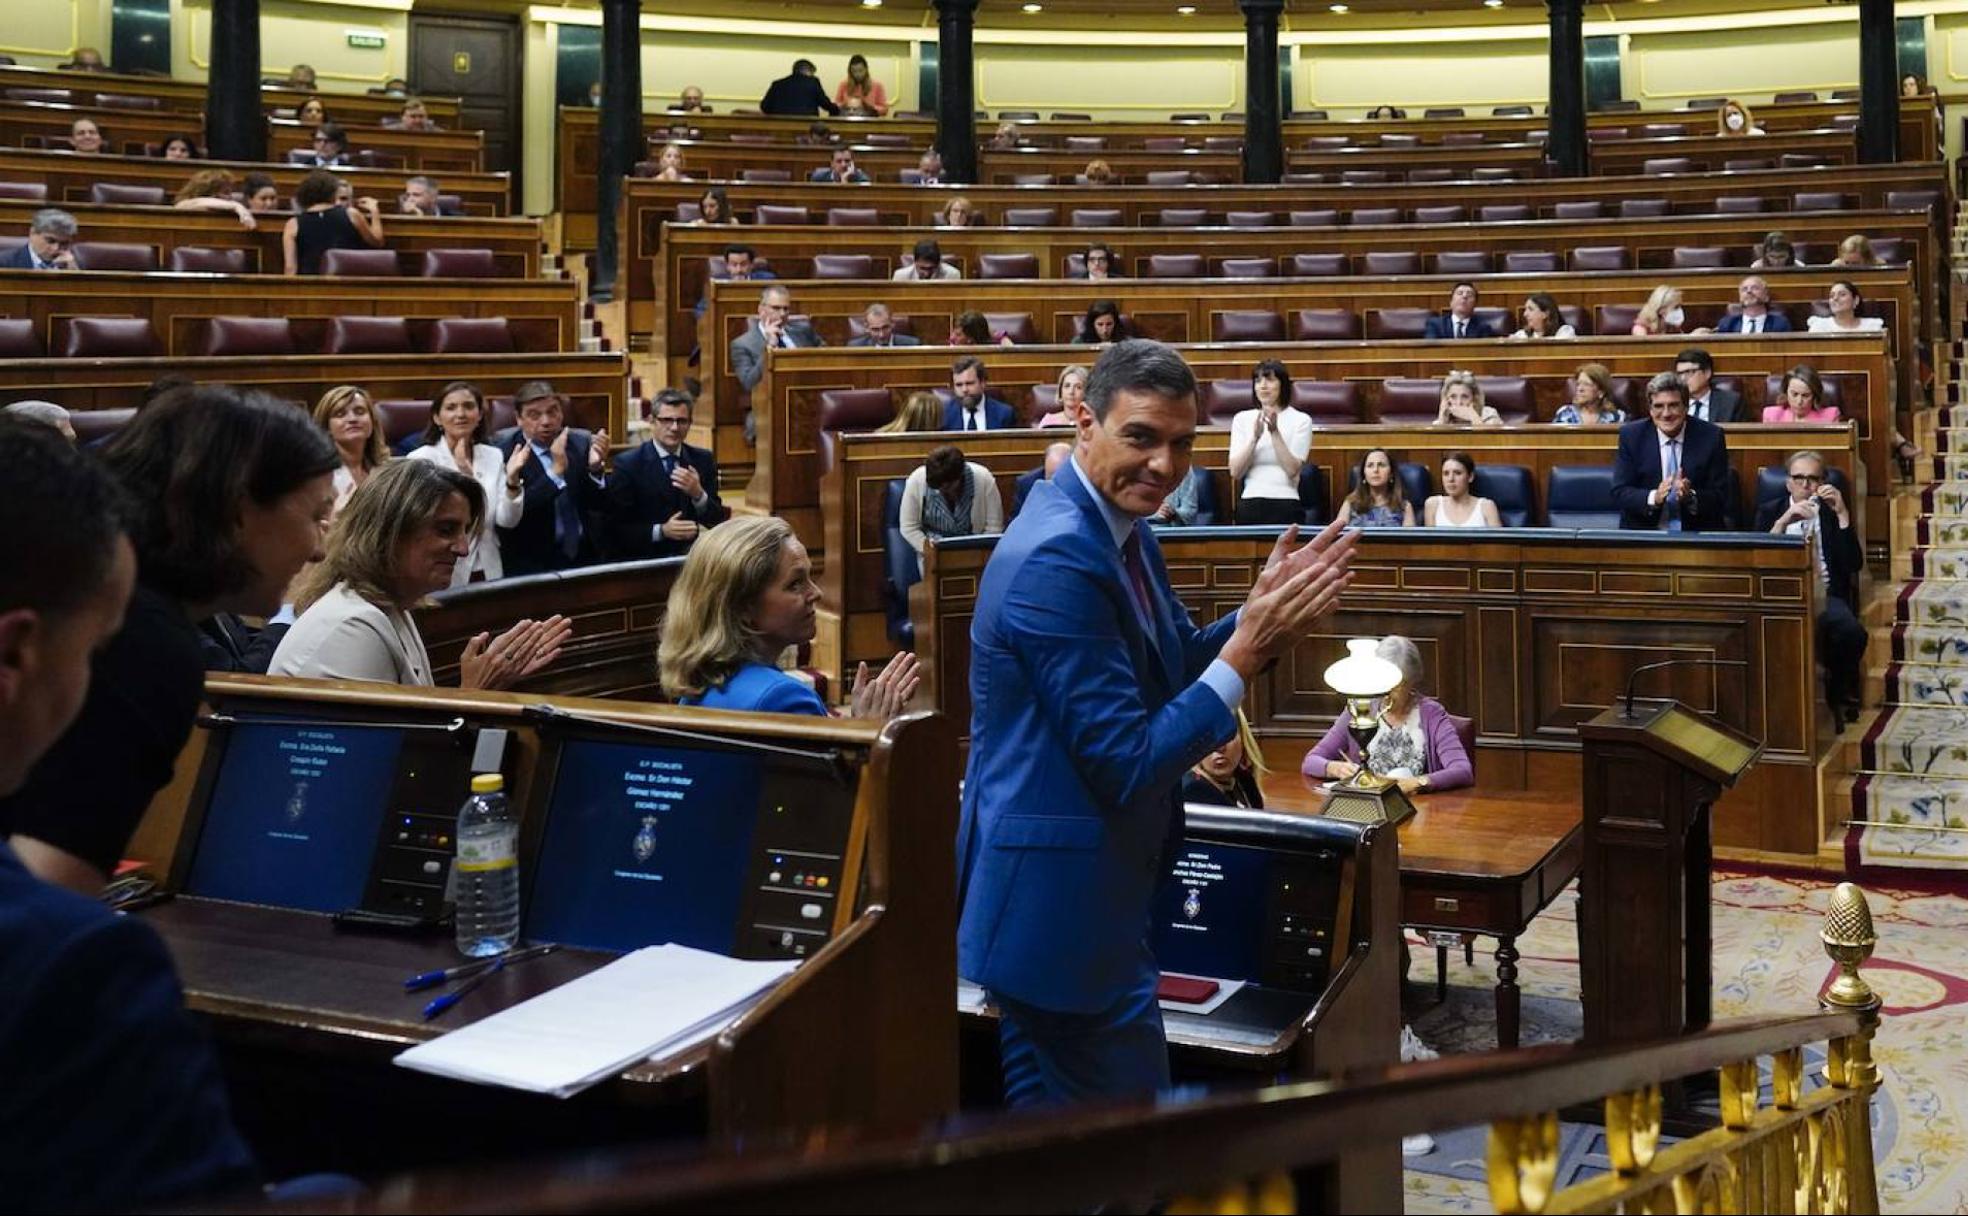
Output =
[{"x1": 1156, "y1": 974, "x2": 1221, "y2": 1004}]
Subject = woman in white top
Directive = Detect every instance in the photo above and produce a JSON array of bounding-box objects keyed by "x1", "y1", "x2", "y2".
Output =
[
  {"x1": 272, "y1": 460, "x2": 569, "y2": 688},
  {"x1": 1806, "y1": 280, "x2": 1885, "y2": 333},
  {"x1": 900, "y1": 444, "x2": 1005, "y2": 556},
  {"x1": 1434, "y1": 370, "x2": 1503, "y2": 427},
  {"x1": 1509, "y1": 292, "x2": 1576, "y2": 340},
  {"x1": 403, "y1": 380, "x2": 525, "y2": 586},
  {"x1": 1423, "y1": 451, "x2": 1502, "y2": 528},
  {"x1": 310, "y1": 384, "x2": 388, "y2": 518},
  {"x1": 1228, "y1": 358, "x2": 1314, "y2": 525}
]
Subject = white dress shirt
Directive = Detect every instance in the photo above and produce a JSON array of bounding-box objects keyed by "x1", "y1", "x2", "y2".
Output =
[{"x1": 406, "y1": 442, "x2": 526, "y2": 586}]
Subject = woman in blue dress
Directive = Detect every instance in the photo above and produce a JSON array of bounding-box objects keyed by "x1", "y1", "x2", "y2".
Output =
[
  {"x1": 1334, "y1": 447, "x2": 1415, "y2": 528},
  {"x1": 659, "y1": 516, "x2": 918, "y2": 716}
]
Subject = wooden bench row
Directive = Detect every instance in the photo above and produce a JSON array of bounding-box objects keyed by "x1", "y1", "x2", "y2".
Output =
[
  {"x1": 0, "y1": 147, "x2": 511, "y2": 215},
  {"x1": 0, "y1": 99, "x2": 485, "y2": 173},
  {"x1": 755, "y1": 336, "x2": 1891, "y2": 559},
  {"x1": 0, "y1": 268, "x2": 582, "y2": 357},
  {"x1": 913, "y1": 526, "x2": 1827, "y2": 854},
  {"x1": 0, "y1": 351, "x2": 631, "y2": 440},
  {"x1": 699, "y1": 267, "x2": 1918, "y2": 450},
  {"x1": 641, "y1": 200, "x2": 1945, "y2": 350},
  {"x1": 0, "y1": 199, "x2": 542, "y2": 276},
  {"x1": 0, "y1": 64, "x2": 462, "y2": 126}
]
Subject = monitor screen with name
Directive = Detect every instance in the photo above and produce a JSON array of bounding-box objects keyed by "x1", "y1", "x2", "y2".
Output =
[
  {"x1": 524, "y1": 732, "x2": 860, "y2": 960},
  {"x1": 183, "y1": 722, "x2": 406, "y2": 913},
  {"x1": 1150, "y1": 839, "x2": 1273, "y2": 984}
]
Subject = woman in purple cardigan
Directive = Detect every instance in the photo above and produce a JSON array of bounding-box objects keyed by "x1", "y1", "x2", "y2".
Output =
[{"x1": 1301, "y1": 635, "x2": 1473, "y2": 795}]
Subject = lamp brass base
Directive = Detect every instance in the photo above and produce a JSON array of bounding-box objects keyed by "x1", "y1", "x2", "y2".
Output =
[{"x1": 1320, "y1": 778, "x2": 1416, "y2": 828}]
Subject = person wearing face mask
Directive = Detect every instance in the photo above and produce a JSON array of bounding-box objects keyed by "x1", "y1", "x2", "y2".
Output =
[
  {"x1": 1715, "y1": 99, "x2": 1763, "y2": 137},
  {"x1": 1631, "y1": 285, "x2": 1686, "y2": 337}
]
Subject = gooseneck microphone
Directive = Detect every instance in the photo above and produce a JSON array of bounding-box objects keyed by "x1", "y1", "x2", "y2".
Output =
[{"x1": 1621, "y1": 658, "x2": 1749, "y2": 719}]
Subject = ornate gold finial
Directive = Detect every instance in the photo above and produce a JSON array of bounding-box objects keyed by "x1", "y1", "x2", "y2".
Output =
[{"x1": 1820, "y1": 882, "x2": 1878, "y2": 1011}]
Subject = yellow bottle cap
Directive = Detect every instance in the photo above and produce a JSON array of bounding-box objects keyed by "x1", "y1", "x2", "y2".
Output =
[{"x1": 470, "y1": 773, "x2": 504, "y2": 794}]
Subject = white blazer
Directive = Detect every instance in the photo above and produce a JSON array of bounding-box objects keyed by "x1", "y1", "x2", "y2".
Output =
[
  {"x1": 270, "y1": 582, "x2": 434, "y2": 687},
  {"x1": 406, "y1": 442, "x2": 525, "y2": 586}
]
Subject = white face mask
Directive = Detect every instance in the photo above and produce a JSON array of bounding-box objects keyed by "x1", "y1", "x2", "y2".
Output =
[
  {"x1": 1664, "y1": 307, "x2": 1686, "y2": 328},
  {"x1": 1725, "y1": 112, "x2": 1745, "y2": 131}
]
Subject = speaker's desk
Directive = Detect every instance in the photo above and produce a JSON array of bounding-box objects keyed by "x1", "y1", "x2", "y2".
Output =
[{"x1": 1270, "y1": 783, "x2": 1583, "y2": 1053}]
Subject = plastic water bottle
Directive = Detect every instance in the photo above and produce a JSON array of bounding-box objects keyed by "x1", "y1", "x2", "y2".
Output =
[{"x1": 454, "y1": 773, "x2": 520, "y2": 957}]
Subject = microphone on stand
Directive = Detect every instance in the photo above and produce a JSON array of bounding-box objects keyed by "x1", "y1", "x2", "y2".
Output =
[{"x1": 1621, "y1": 658, "x2": 1749, "y2": 720}]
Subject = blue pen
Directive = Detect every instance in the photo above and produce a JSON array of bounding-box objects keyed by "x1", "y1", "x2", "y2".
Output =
[
  {"x1": 404, "y1": 944, "x2": 555, "y2": 992},
  {"x1": 422, "y1": 958, "x2": 503, "y2": 1020}
]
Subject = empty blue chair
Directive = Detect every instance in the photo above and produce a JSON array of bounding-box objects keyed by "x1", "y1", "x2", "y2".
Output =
[
  {"x1": 1473, "y1": 465, "x2": 1535, "y2": 527},
  {"x1": 1545, "y1": 465, "x2": 1619, "y2": 529}
]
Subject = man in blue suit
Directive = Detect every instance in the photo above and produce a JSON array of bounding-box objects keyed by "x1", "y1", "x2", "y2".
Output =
[
  {"x1": 956, "y1": 340, "x2": 1358, "y2": 1107},
  {"x1": 604, "y1": 387, "x2": 725, "y2": 560},
  {"x1": 0, "y1": 420, "x2": 259, "y2": 1209},
  {"x1": 943, "y1": 356, "x2": 1017, "y2": 431},
  {"x1": 1611, "y1": 371, "x2": 1731, "y2": 532},
  {"x1": 1709, "y1": 275, "x2": 1794, "y2": 336},
  {"x1": 495, "y1": 380, "x2": 611, "y2": 574},
  {"x1": 1422, "y1": 282, "x2": 1494, "y2": 339}
]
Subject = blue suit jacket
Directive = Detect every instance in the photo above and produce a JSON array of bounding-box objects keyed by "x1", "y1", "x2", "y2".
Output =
[
  {"x1": 0, "y1": 243, "x2": 40, "y2": 270},
  {"x1": 941, "y1": 396, "x2": 1017, "y2": 431},
  {"x1": 1712, "y1": 311, "x2": 1794, "y2": 334},
  {"x1": 603, "y1": 440, "x2": 725, "y2": 560},
  {"x1": 1610, "y1": 416, "x2": 1730, "y2": 531},
  {"x1": 1422, "y1": 312, "x2": 1496, "y2": 339},
  {"x1": 493, "y1": 428, "x2": 608, "y2": 575},
  {"x1": 0, "y1": 844, "x2": 256, "y2": 1209},
  {"x1": 956, "y1": 468, "x2": 1239, "y2": 1014}
]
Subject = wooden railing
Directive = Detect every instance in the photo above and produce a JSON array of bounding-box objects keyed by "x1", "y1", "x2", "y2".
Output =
[{"x1": 302, "y1": 883, "x2": 1885, "y2": 1214}]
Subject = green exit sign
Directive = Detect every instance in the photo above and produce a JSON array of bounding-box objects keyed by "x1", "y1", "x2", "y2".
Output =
[{"x1": 346, "y1": 31, "x2": 385, "y2": 49}]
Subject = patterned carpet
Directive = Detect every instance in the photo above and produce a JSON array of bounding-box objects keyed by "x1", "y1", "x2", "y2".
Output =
[{"x1": 1401, "y1": 869, "x2": 1968, "y2": 1215}]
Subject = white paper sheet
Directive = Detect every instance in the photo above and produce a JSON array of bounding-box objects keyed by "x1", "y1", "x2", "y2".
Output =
[{"x1": 394, "y1": 944, "x2": 798, "y2": 1098}]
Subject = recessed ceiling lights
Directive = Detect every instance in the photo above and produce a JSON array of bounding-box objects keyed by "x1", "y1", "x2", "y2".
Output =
[
  {"x1": 1022, "y1": 2, "x2": 1042, "y2": 10},
  {"x1": 1483, "y1": 1, "x2": 1503, "y2": 7},
  {"x1": 1177, "y1": 4, "x2": 1197, "y2": 12},
  {"x1": 1329, "y1": 3, "x2": 1349, "y2": 10},
  {"x1": 861, "y1": 0, "x2": 882, "y2": 7}
]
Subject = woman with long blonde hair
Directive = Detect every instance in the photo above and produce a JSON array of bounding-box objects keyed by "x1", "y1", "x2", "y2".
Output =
[
  {"x1": 311, "y1": 384, "x2": 389, "y2": 513},
  {"x1": 659, "y1": 515, "x2": 917, "y2": 716},
  {"x1": 1630, "y1": 285, "x2": 1685, "y2": 337},
  {"x1": 877, "y1": 390, "x2": 945, "y2": 434}
]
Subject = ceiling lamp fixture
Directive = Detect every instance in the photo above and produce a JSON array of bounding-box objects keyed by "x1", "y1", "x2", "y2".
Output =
[
  {"x1": 1177, "y1": 4, "x2": 1198, "y2": 12},
  {"x1": 861, "y1": 0, "x2": 882, "y2": 6},
  {"x1": 1022, "y1": 2, "x2": 1043, "y2": 10},
  {"x1": 1329, "y1": 2, "x2": 1349, "y2": 10},
  {"x1": 1484, "y1": 0, "x2": 1504, "y2": 7}
]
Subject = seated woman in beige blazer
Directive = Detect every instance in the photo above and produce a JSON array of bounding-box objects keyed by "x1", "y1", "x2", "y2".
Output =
[{"x1": 270, "y1": 460, "x2": 571, "y2": 688}]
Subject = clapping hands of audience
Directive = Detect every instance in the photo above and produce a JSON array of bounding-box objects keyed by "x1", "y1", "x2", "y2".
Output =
[
  {"x1": 459, "y1": 615, "x2": 574, "y2": 691},
  {"x1": 848, "y1": 652, "x2": 920, "y2": 720}
]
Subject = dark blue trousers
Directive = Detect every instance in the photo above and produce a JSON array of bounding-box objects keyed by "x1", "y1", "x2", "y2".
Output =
[{"x1": 995, "y1": 975, "x2": 1169, "y2": 1109}]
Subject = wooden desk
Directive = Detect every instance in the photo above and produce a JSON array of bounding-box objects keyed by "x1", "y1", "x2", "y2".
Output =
[
  {"x1": 0, "y1": 148, "x2": 512, "y2": 216},
  {"x1": 1268, "y1": 783, "x2": 1582, "y2": 1050},
  {"x1": 0, "y1": 64, "x2": 462, "y2": 126}
]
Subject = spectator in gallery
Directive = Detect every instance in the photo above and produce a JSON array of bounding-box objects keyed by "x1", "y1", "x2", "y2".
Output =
[
  {"x1": 286, "y1": 63, "x2": 317, "y2": 89},
  {"x1": 893, "y1": 238, "x2": 961, "y2": 281},
  {"x1": 988, "y1": 122, "x2": 1021, "y2": 150},
  {"x1": 61, "y1": 46, "x2": 107, "y2": 72}
]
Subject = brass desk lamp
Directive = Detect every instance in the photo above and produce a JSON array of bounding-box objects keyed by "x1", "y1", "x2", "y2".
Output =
[{"x1": 1318, "y1": 638, "x2": 1417, "y2": 828}]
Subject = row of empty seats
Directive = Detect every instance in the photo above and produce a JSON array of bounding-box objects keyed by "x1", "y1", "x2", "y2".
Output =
[
  {"x1": 709, "y1": 189, "x2": 1934, "y2": 229},
  {"x1": 3, "y1": 87, "x2": 170, "y2": 109},
  {"x1": 0, "y1": 237, "x2": 503, "y2": 277},
  {"x1": 709, "y1": 96, "x2": 1845, "y2": 125},
  {"x1": 0, "y1": 314, "x2": 536, "y2": 358}
]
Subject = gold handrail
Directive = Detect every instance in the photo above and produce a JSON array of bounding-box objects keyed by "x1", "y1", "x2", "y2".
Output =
[{"x1": 1489, "y1": 881, "x2": 1882, "y2": 1216}]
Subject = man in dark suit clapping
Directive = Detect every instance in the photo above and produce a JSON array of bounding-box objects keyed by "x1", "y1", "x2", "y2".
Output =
[
  {"x1": 495, "y1": 381, "x2": 610, "y2": 575},
  {"x1": 605, "y1": 388, "x2": 726, "y2": 560},
  {"x1": 1611, "y1": 371, "x2": 1730, "y2": 532}
]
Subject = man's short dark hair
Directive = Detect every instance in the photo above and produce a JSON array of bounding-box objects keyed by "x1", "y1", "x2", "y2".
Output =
[
  {"x1": 652, "y1": 387, "x2": 694, "y2": 414},
  {"x1": 1086, "y1": 339, "x2": 1197, "y2": 423},
  {"x1": 925, "y1": 445, "x2": 966, "y2": 491},
  {"x1": 0, "y1": 418, "x2": 132, "y2": 617},
  {"x1": 911, "y1": 238, "x2": 942, "y2": 262},
  {"x1": 952, "y1": 354, "x2": 987, "y2": 381},
  {"x1": 1645, "y1": 370, "x2": 1688, "y2": 405},
  {"x1": 514, "y1": 380, "x2": 564, "y2": 412},
  {"x1": 1675, "y1": 347, "x2": 1714, "y2": 374},
  {"x1": 316, "y1": 121, "x2": 347, "y2": 150},
  {"x1": 1452, "y1": 281, "x2": 1477, "y2": 296},
  {"x1": 793, "y1": 58, "x2": 817, "y2": 75},
  {"x1": 101, "y1": 386, "x2": 337, "y2": 604},
  {"x1": 724, "y1": 243, "x2": 755, "y2": 260}
]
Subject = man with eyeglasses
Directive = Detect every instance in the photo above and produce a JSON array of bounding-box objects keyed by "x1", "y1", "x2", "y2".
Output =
[
  {"x1": 2, "y1": 209, "x2": 77, "y2": 270},
  {"x1": 1756, "y1": 449, "x2": 1866, "y2": 727},
  {"x1": 604, "y1": 388, "x2": 726, "y2": 559},
  {"x1": 1611, "y1": 370, "x2": 1729, "y2": 532},
  {"x1": 305, "y1": 122, "x2": 350, "y2": 167}
]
